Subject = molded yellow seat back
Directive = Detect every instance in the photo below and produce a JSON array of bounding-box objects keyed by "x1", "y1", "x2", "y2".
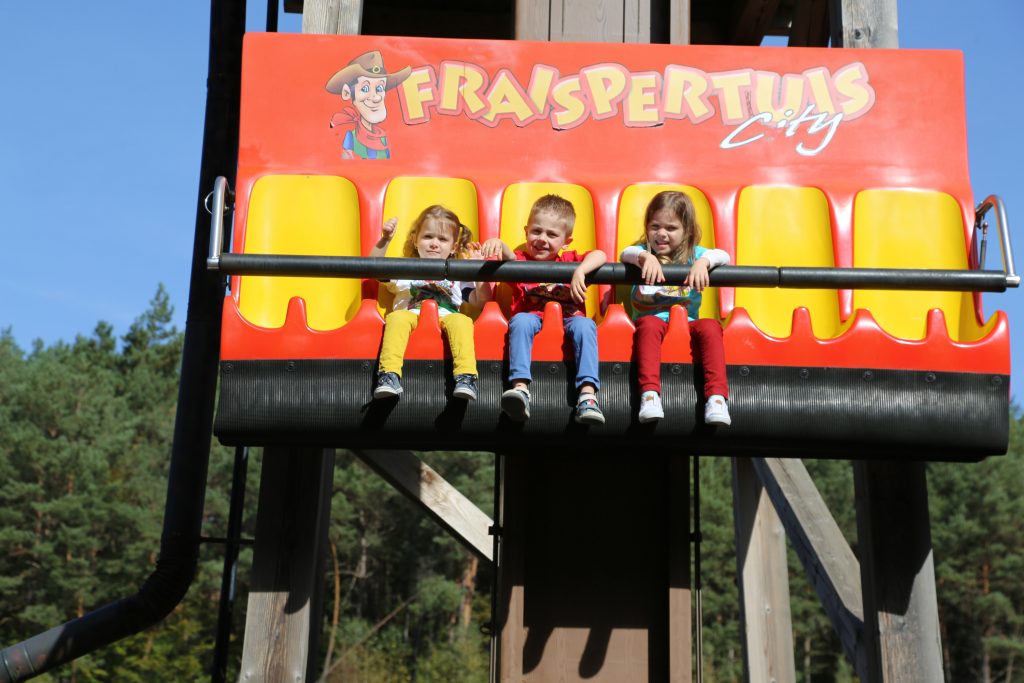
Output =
[
  {"x1": 380, "y1": 177, "x2": 480, "y2": 313},
  {"x1": 616, "y1": 184, "x2": 718, "y2": 320},
  {"x1": 853, "y1": 190, "x2": 967, "y2": 340},
  {"x1": 735, "y1": 186, "x2": 840, "y2": 338},
  {"x1": 380, "y1": 177, "x2": 480, "y2": 257},
  {"x1": 239, "y1": 175, "x2": 361, "y2": 330},
  {"x1": 499, "y1": 182, "x2": 599, "y2": 319}
]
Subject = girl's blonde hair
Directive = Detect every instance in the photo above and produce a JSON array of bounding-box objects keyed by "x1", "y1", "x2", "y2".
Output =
[
  {"x1": 403, "y1": 204, "x2": 473, "y2": 258},
  {"x1": 636, "y1": 191, "x2": 702, "y2": 265}
]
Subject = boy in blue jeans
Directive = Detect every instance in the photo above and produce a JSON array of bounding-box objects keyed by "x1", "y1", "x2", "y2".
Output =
[{"x1": 481, "y1": 194, "x2": 607, "y2": 424}]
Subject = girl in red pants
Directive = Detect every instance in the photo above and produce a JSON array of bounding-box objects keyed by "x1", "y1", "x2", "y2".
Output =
[{"x1": 620, "y1": 191, "x2": 731, "y2": 425}]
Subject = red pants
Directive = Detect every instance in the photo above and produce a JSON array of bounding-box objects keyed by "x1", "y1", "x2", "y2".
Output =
[{"x1": 634, "y1": 316, "x2": 729, "y2": 399}]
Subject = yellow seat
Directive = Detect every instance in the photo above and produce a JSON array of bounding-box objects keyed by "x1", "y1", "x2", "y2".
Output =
[
  {"x1": 853, "y1": 189, "x2": 972, "y2": 340},
  {"x1": 379, "y1": 176, "x2": 480, "y2": 313},
  {"x1": 735, "y1": 186, "x2": 840, "y2": 338},
  {"x1": 498, "y1": 182, "x2": 600, "y2": 319},
  {"x1": 238, "y1": 175, "x2": 361, "y2": 330},
  {"x1": 615, "y1": 183, "x2": 719, "y2": 320}
]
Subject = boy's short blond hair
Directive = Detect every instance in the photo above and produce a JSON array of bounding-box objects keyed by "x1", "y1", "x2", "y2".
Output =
[{"x1": 527, "y1": 194, "x2": 576, "y2": 236}]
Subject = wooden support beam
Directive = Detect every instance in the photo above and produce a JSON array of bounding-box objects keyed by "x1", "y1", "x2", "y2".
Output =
[
  {"x1": 733, "y1": 458, "x2": 796, "y2": 683},
  {"x1": 854, "y1": 461, "x2": 944, "y2": 683},
  {"x1": 752, "y1": 457, "x2": 868, "y2": 678},
  {"x1": 788, "y1": 0, "x2": 830, "y2": 46},
  {"x1": 353, "y1": 450, "x2": 494, "y2": 562},
  {"x1": 302, "y1": 0, "x2": 362, "y2": 35},
  {"x1": 828, "y1": 0, "x2": 898, "y2": 47},
  {"x1": 730, "y1": 0, "x2": 783, "y2": 45},
  {"x1": 240, "y1": 447, "x2": 334, "y2": 682}
]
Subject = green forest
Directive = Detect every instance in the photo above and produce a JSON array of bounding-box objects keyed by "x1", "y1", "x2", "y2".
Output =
[{"x1": 2, "y1": 288, "x2": 1022, "y2": 682}]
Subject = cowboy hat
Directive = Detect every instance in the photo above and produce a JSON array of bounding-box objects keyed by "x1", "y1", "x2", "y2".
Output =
[{"x1": 326, "y1": 50, "x2": 412, "y2": 94}]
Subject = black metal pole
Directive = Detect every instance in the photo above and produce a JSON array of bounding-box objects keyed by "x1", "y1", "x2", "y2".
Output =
[
  {"x1": 210, "y1": 446, "x2": 249, "y2": 683},
  {"x1": 693, "y1": 455, "x2": 703, "y2": 683},
  {"x1": 0, "y1": 1, "x2": 245, "y2": 680}
]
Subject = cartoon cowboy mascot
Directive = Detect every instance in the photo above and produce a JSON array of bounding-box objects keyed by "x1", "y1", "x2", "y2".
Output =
[{"x1": 326, "y1": 50, "x2": 411, "y2": 160}]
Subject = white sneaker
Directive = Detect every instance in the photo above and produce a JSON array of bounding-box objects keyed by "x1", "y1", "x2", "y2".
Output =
[
  {"x1": 704, "y1": 395, "x2": 731, "y2": 426},
  {"x1": 638, "y1": 391, "x2": 664, "y2": 423}
]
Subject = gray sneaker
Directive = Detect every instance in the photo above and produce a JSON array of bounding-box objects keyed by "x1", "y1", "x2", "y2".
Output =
[
  {"x1": 500, "y1": 388, "x2": 531, "y2": 421},
  {"x1": 575, "y1": 395, "x2": 605, "y2": 425},
  {"x1": 453, "y1": 374, "x2": 478, "y2": 400},
  {"x1": 373, "y1": 372, "x2": 403, "y2": 399}
]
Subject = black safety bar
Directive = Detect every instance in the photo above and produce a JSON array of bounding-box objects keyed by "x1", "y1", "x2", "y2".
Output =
[{"x1": 214, "y1": 253, "x2": 1012, "y2": 292}]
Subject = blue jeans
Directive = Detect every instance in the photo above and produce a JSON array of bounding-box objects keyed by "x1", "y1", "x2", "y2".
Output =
[{"x1": 507, "y1": 312, "x2": 600, "y2": 390}]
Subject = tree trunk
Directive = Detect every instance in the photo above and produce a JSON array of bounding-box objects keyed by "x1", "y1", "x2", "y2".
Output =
[
  {"x1": 804, "y1": 635, "x2": 812, "y2": 683},
  {"x1": 460, "y1": 555, "x2": 478, "y2": 630},
  {"x1": 320, "y1": 537, "x2": 342, "y2": 682}
]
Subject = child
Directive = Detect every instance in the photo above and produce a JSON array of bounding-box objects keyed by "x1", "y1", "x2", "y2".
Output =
[
  {"x1": 620, "y1": 190, "x2": 731, "y2": 425},
  {"x1": 481, "y1": 194, "x2": 607, "y2": 424},
  {"x1": 371, "y1": 205, "x2": 491, "y2": 400}
]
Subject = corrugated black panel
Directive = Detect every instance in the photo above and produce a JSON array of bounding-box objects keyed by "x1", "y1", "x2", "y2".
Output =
[{"x1": 213, "y1": 360, "x2": 1009, "y2": 460}]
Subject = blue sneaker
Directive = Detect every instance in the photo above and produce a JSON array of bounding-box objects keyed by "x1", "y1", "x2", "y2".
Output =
[
  {"x1": 575, "y1": 394, "x2": 605, "y2": 425},
  {"x1": 500, "y1": 387, "x2": 531, "y2": 421},
  {"x1": 453, "y1": 374, "x2": 478, "y2": 400},
  {"x1": 373, "y1": 372, "x2": 403, "y2": 399}
]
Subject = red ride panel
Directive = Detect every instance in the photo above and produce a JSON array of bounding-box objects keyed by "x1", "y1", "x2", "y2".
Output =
[{"x1": 221, "y1": 34, "x2": 1008, "y2": 379}]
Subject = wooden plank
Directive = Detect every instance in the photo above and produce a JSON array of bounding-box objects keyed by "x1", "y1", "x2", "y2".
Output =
[
  {"x1": 854, "y1": 461, "x2": 944, "y2": 683},
  {"x1": 828, "y1": 0, "x2": 898, "y2": 47},
  {"x1": 624, "y1": 0, "x2": 651, "y2": 42},
  {"x1": 516, "y1": 0, "x2": 551, "y2": 40},
  {"x1": 669, "y1": 455, "x2": 691, "y2": 683},
  {"x1": 353, "y1": 450, "x2": 493, "y2": 561},
  {"x1": 302, "y1": 0, "x2": 362, "y2": 35},
  {"x1": 557, "y1": 0, "x2": 627, "y2": 42},
  {"x1": 240, "y1": 447, "x2": 334, "y2": 682},
  {"x1": 733, "y1": 458, "x2": 796, "y2": 683},
  {"x1": 752, "y1": 457, "x2": 868, "y2": 678},
  {"x1": 669, "y1": 0, "x2": 691, "y2": 44}
]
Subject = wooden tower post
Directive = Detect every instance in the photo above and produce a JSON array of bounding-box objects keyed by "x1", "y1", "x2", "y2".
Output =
[
  {"x1": 239, "y1": 448, "x2": 335, "y2": 682},
  {"x1": 496, "y1": 452, "x2": 692, "y2": 682},
  {"x1": 733, "y1": 458, "x2": 797, "y2": 682}
]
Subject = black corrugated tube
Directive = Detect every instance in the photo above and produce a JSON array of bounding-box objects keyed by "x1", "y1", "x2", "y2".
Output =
[{"x1": 0, "y1": 1, "x2": 245, "y2": 680}]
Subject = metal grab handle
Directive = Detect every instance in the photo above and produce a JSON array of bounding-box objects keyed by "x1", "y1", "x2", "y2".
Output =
[
  {"x1": 975, "y1": 194, "x2": 1019, "y2": 288},
  {"x1": 206, "y1": 176, "x2": 231, "y2": 271}
]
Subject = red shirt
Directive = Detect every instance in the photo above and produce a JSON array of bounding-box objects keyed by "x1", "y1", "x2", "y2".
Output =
[{"x1": 509, "y1": 250, "x2": 589, "y2": 318}]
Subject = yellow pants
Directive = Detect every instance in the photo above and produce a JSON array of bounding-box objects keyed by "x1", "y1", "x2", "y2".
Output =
[{"x1": 378, "y1": 309, "x2": 478, "y2": 377}]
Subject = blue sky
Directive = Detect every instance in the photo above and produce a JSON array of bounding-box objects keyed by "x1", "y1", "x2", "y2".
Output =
[{"x1": 2, "y1": 1, "x2": 1021, "y2": 400}]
